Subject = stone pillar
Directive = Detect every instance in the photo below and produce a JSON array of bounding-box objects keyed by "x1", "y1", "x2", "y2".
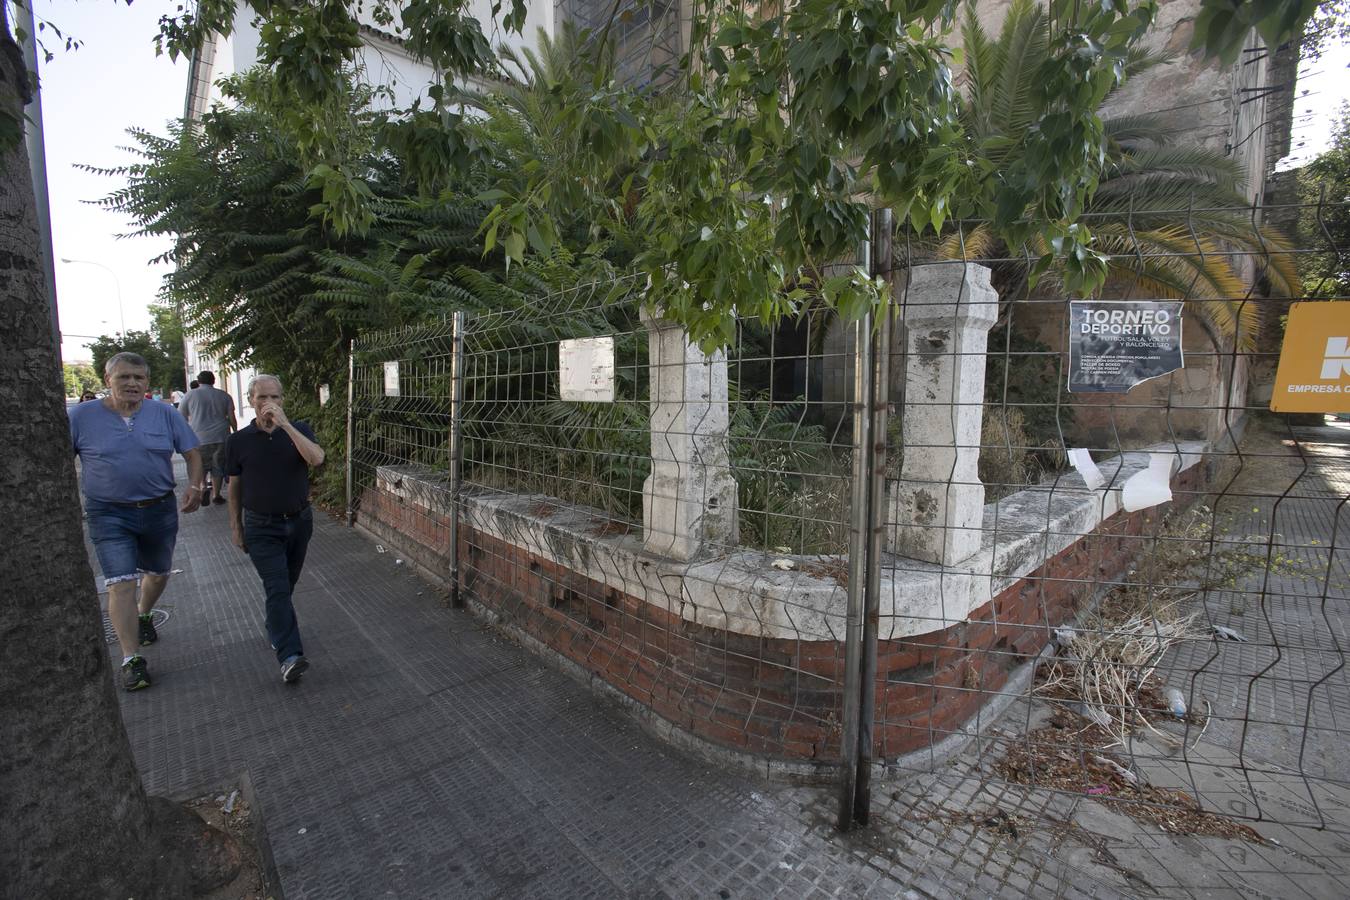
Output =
[
  {"x1": 887, "y1": 263, "x2": 998, "y2": 565},
  {"x1": 641, "y1": 310, "x2": 738, "y2": 560}
]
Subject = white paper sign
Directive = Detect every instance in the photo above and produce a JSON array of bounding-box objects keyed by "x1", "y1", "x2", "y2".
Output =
[
  {"x1": 383, "y1": 361, "x2": 401, "y2": 397},
  {"x1": 559, "y1": 337, "x2": 615, "y2": 402},
  {"x1": 318, "y1": 384, "x2": 331, "y2": 406}
]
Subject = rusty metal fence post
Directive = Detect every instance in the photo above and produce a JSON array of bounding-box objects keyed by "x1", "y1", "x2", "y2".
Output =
[
  {"x1": 854, "y1": 208, "x2": 893, "y2": 826},
  {"x1": 838, "y1": 302, "x2": 872, "y2": 831}
]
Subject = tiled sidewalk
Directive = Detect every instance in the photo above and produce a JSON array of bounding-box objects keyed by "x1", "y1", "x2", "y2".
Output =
[{"x1": 106, "y1": 462, "x2": 1349, "y2": 898}]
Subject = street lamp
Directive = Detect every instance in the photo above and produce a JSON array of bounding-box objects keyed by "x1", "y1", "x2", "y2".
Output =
[{"x1": 60, "y1": 257, "x2": 124, "y2": 336}]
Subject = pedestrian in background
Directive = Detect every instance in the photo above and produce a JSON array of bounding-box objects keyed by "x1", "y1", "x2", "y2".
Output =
[
  {"x1": 69, "y1": 352, "x2": 204, "y2": 690},
  {"x1": 226, "y1": 374, "x2": 325, "y2": 683},
  {"x1": 179, "y1": 370, "x2": 237, "y2": 505}
]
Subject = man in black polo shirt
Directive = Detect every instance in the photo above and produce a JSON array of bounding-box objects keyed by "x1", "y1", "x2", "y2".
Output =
[{"x1": 225, "y1": 374, "x2": 326, "y2": 683}]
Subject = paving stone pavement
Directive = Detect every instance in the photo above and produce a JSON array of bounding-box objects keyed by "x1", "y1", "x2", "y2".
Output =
[{"x1": 101, "y1": 441, "x2": 1350, "y2": 898}]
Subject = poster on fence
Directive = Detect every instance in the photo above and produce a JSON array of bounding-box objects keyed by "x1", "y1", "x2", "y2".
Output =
[
  {"x1": 1270, "y1": 301, "x2": 1350, "y2": 413},
  {"x1": 383, "y1": 361, "x2": 400, "y2": 397},
  {"x1": 1068, "y1": 301, "x2": 1184, "y2": 393},
  {"x1": 559, "y1": 336, "x2": 615, "y2": 402}
]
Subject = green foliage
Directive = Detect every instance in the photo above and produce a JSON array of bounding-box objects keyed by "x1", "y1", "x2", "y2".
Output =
[
  {"x1": 940, "y1": 1, "x2": 1300, "y2": 348},
  {"x1": 88, "y1": 322, "x2": 185, "y2": 394},
  {"x1": 983, "y1": 321, "x2": 1071, "y2": 445},
  {"x1": 97, "y1": 67, "x2": 606, "y2": 504},
  {"x1": 729, "y1": 397, "x2": 846, "y2": 555},
  {"x1": 1301, "y1": 1, "x2": 1350, "y2": 60},
  {"x1": 152, "y1": 0, "x2": 529, "y2": 236},
  {"x1": 129, "y1": 0, "x2": 1320, "y2": 350},
  {"x1": 63, "y1": 363, "x2": 99, "y2": 397},
  {"x1": 478, "y1": 0, "x2": 1193, "y2": 348},
  {"x1": 1299, "y1": 103, "x2": 1350, "y2": 299},
  {"x1": 1190, "y1": 0, "x2": 1320, "y2": 64}
]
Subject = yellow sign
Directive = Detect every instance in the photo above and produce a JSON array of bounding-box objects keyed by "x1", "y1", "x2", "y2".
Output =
[{"x1": 1271, "y1": 302, "x2": 1350, "y2": 413}]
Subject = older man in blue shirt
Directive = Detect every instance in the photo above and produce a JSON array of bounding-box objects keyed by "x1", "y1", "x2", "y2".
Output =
[{"x1": 70, "y1": 352, "x2": 204, "y2": 690}]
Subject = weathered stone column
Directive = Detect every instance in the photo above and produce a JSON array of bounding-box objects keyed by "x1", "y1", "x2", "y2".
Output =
[
  {"x1": 641, "y1": 310, "x2": 738, "y2": 560},
  {"x1": 887, "y1": 263, "x2": 998, "y2": 565}
]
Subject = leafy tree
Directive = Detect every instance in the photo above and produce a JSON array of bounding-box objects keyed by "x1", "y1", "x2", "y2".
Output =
[
  {"x1": 87, "y1": 304, "x2": 186, "y2": 393},
  {"x1": 1191, "y1": 0, "x2": 1320, "y2": 62},
  {"x1": 148, "y1": 0, "x2": 1325, "y2": 351},
  {"x1": 1299, "y1": 102, "x2": 1350, "y2": 299},
  {"x1": 99, "y1": 67, "x2": 612, "y2": 503},
  {"x1": 1301, "y1": 0, "x2": 1350, "y2": 60},
  {"x1": 63, "y1": 361, "x2": 99, "y2": 395},
  {"x1": 938, "y1": 0, "x2": 1299, "y2": 348}
]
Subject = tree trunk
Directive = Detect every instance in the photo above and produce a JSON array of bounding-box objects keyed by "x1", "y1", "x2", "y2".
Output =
[{"x1": 0, "y1": 14, "x2": 190, "y2": 899}]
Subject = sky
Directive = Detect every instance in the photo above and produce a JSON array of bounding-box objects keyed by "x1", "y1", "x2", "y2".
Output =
[
  {"x1": 1279, "y1": 38, "x2": 1350, "y2": 170},
  {"x1": 18, "y1": 2, "x2": 1350, "y2": 365},
  {"x1": 26, "y1": 0, "x2": 187, "y2": 364}
]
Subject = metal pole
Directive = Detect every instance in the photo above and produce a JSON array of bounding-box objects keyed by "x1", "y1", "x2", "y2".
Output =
[
  {"x1": 854, "y1": 208, "x2": 893, "y2": 825},
  {"x1": 16, "y1": 1, "x2": 59, "y2": 354},
  {"x1": 448, "y1": 312, "x2": 467, "y2": 608},
  {"x1": 345, "y1": 340, "x2": 355, "y2": 526},
  {"x1": 838, "y1": 227, "x2": 874, "y2": 831}
]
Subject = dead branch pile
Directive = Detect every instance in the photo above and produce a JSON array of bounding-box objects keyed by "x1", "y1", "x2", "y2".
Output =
[{"x1": 1037, "y1": 600, "x2": 1204, "y2": 747}]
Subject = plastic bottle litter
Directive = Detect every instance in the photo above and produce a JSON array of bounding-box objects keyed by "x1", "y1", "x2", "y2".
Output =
[{"x1": 1163, "y1": 687, "x2": 1188, "y2": 719}]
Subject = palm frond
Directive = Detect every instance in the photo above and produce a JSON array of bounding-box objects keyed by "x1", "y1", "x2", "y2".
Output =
[{"x1": 938, "y1": 223, "x2": 1001, "y2": 261}]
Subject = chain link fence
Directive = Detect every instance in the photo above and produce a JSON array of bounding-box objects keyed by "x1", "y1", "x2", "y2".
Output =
[{"x1": 347, "y1": 190, "x2": 1350, "y2": 878}]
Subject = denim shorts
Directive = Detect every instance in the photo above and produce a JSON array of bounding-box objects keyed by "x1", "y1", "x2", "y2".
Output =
[{"x1": 85, "y1": 494, "x2": 179, "y2": 585}]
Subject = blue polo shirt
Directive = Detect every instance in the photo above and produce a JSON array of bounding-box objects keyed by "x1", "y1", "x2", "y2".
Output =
[{"x1": 70, "y1": 399, "x2": 201, "y2": 502}]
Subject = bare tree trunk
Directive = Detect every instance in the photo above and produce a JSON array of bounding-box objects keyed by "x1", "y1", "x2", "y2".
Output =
[{"x1": 0, "y1": 13, "x2": 191, "y2": 898}]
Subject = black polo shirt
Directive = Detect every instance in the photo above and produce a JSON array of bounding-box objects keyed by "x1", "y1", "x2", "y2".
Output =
[{"x1": 224, "y1": 420, "x2": 318, "y2": 515}]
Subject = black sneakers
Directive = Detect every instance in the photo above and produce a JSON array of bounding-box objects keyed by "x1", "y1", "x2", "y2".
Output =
[
  {"x1": 123, "y1": 656, "x2": 150, "y2": 691},
  {"x1": 138, "y1": 613, "x2": 158, "y2": 646},
  {"x1": 281, "y1": 655, "x2": 310, "y2": 684}
]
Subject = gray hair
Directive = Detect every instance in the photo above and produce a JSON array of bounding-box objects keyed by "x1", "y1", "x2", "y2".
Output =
[
  {"x1": 246, "y1": 373, "x2": 283, "y2": 399},
  {"x1": 104, "y1": 352, "x2": 149, "y2": 376}
]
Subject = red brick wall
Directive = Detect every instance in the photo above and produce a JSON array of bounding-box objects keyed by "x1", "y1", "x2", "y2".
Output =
[{"x1": 361, "y1": 460, "x2": 1205, "y2": 762}]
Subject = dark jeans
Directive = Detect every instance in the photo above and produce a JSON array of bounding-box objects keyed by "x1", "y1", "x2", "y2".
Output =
[{"x1": 244, "y1": 506, "x2": 313, "y2": 664}]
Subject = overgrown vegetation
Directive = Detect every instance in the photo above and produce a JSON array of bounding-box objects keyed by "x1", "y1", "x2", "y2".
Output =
[
  {"x1": 937, "y1": 0, "x2": 1299, "y2": 349},
  {"x1": 1298, "y1": 102, "x2": 1350, "y2": 300},
  {"x1": 1032, "y1": 500, "x2": 1322, "y2": 747},
  {"x1": 101, "y1": 70, "x2": 610, "y2": 506},
  {"x1": 87, "y1": 303, "x2": 188, "y2": 394},
  {"x1": 141, "y1": 0, "x2": 1319, "y2": 354}
]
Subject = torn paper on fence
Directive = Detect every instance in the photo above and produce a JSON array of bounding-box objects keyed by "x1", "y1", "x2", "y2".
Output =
[
  {"x1": 1067, "y1": 448, "x2": 1106, "y2": 490},
  {"x1": 1121, "y1": 452, "x2": 1176, "y2": 512}
]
